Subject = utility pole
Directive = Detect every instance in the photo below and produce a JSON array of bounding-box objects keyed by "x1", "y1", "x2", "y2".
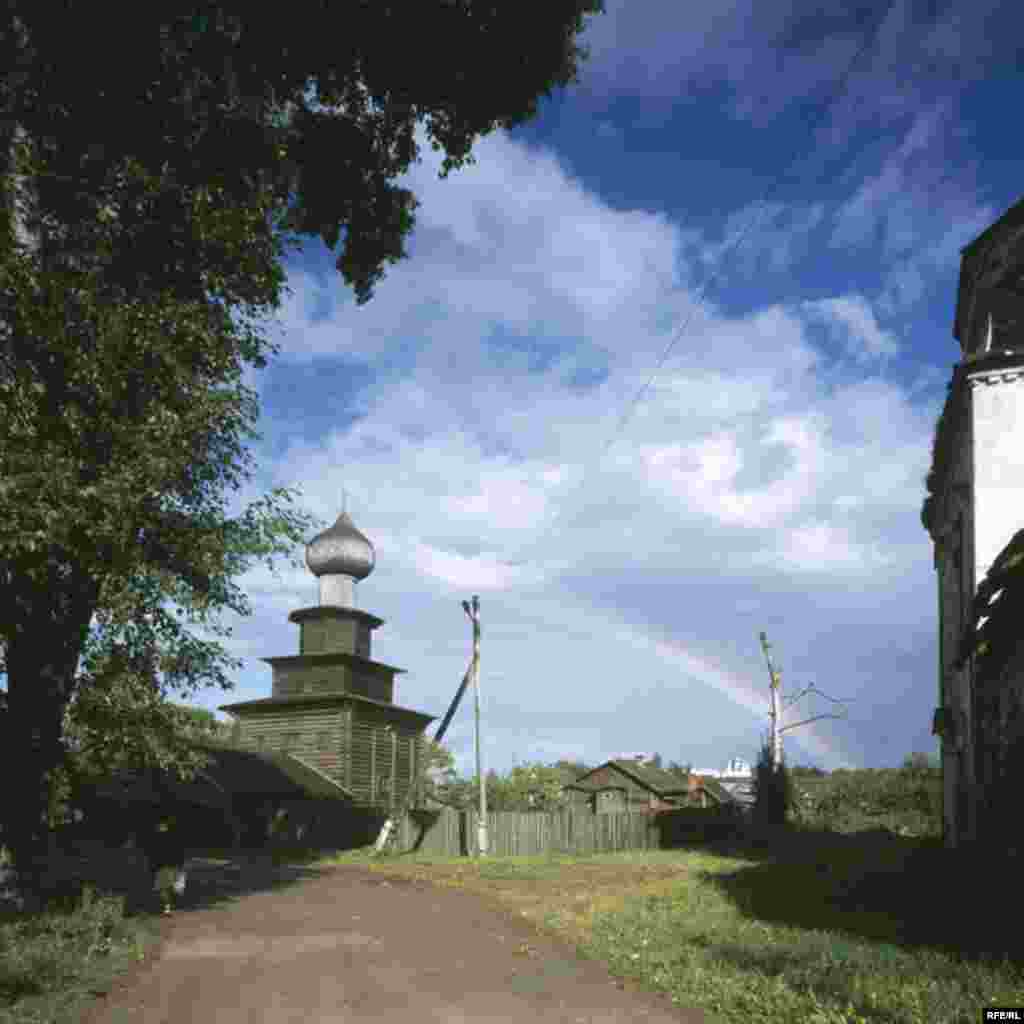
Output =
[
  {"x1": 759, "y1": 631, "x2": 784, "y2": 769},
  {"x1": 758, "y1": 631, "x2": 852, "y2": 770},
  {"x1": 373, "y1": 596, "x2": 482, "y2": 855},
  {"x1": 463, "y1": 595, "x2": 487, "y2": 856}
]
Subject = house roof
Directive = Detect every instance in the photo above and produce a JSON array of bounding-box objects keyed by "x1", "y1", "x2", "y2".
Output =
[
  {"x1": 77, "y1": 764, "x2": 231, "y2": 811},
  {"x1": 565, "y1": 760, "x2": 692, "y2": 796},
  {"x1": 218, "y1": 692, "x2": 435, "y2": 727},
  {"x1": 186, "y1": 742, "x2": 356, "y2": 801},
  {"x1": 74, "y1": 741, "x2": 356, "y2": 808}
]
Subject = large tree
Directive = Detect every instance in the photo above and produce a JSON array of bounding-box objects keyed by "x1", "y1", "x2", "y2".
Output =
[
  {"x1": 0, "y1": 267, "x2": 328, "y2": 900},
  {"x1": 1, "y1": 2, "x2": 604, "y2": 306},
  {"x1": 0, "y1": 2, "x2": 604, "y2": 904}
]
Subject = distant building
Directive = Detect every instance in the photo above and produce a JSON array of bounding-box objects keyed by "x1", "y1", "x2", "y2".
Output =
[{"x1": 692, "y1": 758, "x2": 752, "y2": 779}]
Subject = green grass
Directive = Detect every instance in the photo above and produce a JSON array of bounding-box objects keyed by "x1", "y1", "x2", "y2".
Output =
[
  {"x1": 0, "y1": 885, "x2": 164, "y2": 1024},
  {"x1": 311, "y1": 830, "x2": 1024, "y2": 1024},
  {"x1": 0, "y1": 768, "x2": 1010, "y2": 1024}
]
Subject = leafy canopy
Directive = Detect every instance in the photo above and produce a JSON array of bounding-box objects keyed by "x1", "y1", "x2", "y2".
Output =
[{"x1": 1, "y1": 1, "x2": 605, "y2": 306}]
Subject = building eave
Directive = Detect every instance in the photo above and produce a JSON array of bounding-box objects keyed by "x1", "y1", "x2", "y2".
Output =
[
  {"x1": 259, "y1": 652, "x2": 406, "y2": 676},
  {"x1": 218, "y1": 692, "x2": 435, "y2": 726},
  {"x1": 288, "y1": 605, "x2": 385, "y2": 630}
]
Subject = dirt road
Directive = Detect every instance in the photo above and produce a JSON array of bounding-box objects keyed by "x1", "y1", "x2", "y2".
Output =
[{"x1": 81, "y1": 854, "x2": 710, "y2": 1024}]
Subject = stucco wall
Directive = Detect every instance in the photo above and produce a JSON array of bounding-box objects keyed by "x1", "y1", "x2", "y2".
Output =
[{"x1": 969, "y1": 371, "x2": 1024, "y2": 586}]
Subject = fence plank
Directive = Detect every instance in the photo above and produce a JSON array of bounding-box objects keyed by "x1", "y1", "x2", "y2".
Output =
[{"x1": 396, "y1": 806, "x2": 674, "y2": 858}]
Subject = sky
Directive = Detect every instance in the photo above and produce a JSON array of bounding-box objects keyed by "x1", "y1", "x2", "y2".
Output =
[{"x1": 71, "y1": 2, "x2": 1024, "y2": 777}]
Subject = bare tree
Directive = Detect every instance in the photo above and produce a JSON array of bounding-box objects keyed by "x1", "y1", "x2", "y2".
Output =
[{"x1": 758, "y1": 632, "x2": 853, "y2": 769}]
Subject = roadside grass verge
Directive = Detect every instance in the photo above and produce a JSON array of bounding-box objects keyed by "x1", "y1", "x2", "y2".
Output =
[
  {"x1": 309, "y1": 834, "x2": 1024, "y2": 1024},
  {"x1": 0, "y1": 886, "x2": 163, "y2": 1024}
]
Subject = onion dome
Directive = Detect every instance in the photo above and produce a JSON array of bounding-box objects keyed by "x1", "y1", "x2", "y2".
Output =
[{"x1": 306, "y1": 510, "x2": 375, "y2": 581}]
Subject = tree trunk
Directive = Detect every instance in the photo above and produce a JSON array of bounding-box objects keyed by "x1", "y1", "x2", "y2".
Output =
[{"x1": 1, "y1": 557, "x2": 100, "y2": 909}]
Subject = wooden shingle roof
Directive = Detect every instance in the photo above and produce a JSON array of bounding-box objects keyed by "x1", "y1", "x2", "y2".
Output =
[
  {"x1": 74, "y1": 741, "x2": 356, "y2": 809},
  {"x1": 218, "y1": 692, "x2": 434, "y2": 728},
  {"x1": 183, "y1": 742, "x2": 355, "y2": 801},
  {"x1": 565, "y1": 760, "x2": 692, "y2": 796}
]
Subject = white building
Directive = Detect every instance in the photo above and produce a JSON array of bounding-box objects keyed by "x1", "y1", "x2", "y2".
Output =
[
  {"x1": 922, "y1": 196, "x2": 1024, "y2": 851},
  {"x1": 693, "y1": 758, "x2": 752, "y2": 779}
]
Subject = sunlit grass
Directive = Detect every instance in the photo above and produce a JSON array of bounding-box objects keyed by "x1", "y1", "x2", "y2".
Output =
[{"x1": 312, "y1": 837, "x2": 1024, "y2": 1024}]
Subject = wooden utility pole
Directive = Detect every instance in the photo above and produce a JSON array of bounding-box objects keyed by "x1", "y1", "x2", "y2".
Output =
[
  {"x1": 464, "y1": 596, "x2": 487, "y2": 857},
  {"x1": 758, "y1": 631, "x2": 852, "y2": 770},
  {"x1": 759, "y1": 631, "x2": 784, "y2": 769},
  {"x1": 372, "y1": 594, "x2": 483, "y2": 855}
]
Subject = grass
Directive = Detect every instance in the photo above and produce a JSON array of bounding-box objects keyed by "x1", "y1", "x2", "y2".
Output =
[
  {"x1": 305, "y1": 827, "x2": 1024, "y2": 1024},
  {"x1": 2, "y1": 794, "x2": 1019, "y2": 1024},
  {"x1": 0, "y1": 884, "x2": 164, "y2": 1024}
]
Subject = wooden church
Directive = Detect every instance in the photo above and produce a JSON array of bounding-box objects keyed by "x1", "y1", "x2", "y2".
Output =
[{"x1": 216, "y1": 503, "x2": 436, "y2": 837}]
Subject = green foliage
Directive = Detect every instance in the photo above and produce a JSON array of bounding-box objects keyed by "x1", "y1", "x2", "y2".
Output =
[
  {"x1": 419, "y1": 738, "x2": 458, "y2": 804},
  {"x1": 750, "y1": 736, "x2": 798, "y2": 827},
  {"x1": 0, "y1": 204, "x2": 327, "y2": 889},
  {"x1": 1, "y1": 1, "x2": 606, "y2": 306},
  {"x1": 787, "y1": 757, "x2": 942, "y2": 837},
  {"x1": 0, "y1": 0, "x2": 606, "y2": 899},
  {"x1": 0, "y1": 883, "x2": 156, "y2": 1016},
  {"x1": 430, "y1": 759, "x2": 586, "y2": 814}
]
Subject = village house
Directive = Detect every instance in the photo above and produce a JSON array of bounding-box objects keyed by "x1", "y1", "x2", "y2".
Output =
[
  {"x1": 562, "y1": 756, "x2": 740, "y2": 814},
  {"x1": 922, "y1": 196, "x2": 1024, "y2": 852}
]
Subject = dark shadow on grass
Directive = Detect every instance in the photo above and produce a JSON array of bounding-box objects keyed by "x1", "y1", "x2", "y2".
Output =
[{"x1": 687, "y1": 824, "x2": 1024, "y2": 970}]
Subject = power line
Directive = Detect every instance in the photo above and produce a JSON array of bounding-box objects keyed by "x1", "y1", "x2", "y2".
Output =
[{"x1": 516, "y1": 5, "x2": 893, "y2": 557}]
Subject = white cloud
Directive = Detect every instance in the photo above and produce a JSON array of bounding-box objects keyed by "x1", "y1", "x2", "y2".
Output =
[
  {"x1": 182, "y1": 118, "x2": 942, "y2": 776},
  {"x1": 802, "y1": 295, "x2": 900, "y2": 363}
]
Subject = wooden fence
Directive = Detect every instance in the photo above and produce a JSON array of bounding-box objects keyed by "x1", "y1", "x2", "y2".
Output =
[{"x1": 392, "y1": 805, "x2": 738, "y2": 858}]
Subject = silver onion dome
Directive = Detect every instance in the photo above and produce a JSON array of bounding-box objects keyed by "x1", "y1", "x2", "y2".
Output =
[{"x1": 306, "y1": 510, "x2": 375, "y2": 581}]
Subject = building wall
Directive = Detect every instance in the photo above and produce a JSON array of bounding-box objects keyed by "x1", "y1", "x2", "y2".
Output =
[
  {"x1": 579, "y1": 765, "x2": 686, "y2": 813},
  {"x1": 271, "y1": 659, "x2": 396, "y2": 705},
  {"x1": 347, "y1": 703, "x2": 423, "y2": 809},
  {"x1": 300, "y1": 617, "x2": 365, "y2": 657},
  {"x1": 272, "y1": 660, "x2": 353, "y2": 700},
  {"x1": 934, "y1": 367, "x2": 976, "y2": 848},
  {"x1": 933, "y1": 303, "x2": 1024, "y2": 849},
  {"x1": 236, "y1": 706, "x2": 345, "y2": 781},
  {"x1": 348, "y1": 669, "x2": 394, "y2": 704},
  {"x1": 970, "y1": 371, "x2": 1024, "y2": 587},
  {"x1": 235, "y1": 703, "x2": 425, "y2": 811}
]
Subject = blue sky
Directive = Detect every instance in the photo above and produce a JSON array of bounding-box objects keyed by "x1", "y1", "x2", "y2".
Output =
[{"x1": 86, "y1": 3, "x2": 1024, "y2": 775}]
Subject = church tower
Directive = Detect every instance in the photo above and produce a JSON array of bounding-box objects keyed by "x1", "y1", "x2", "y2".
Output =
[
  {"x1": 220, "y1": 504, "x2": 435, "y2": 811},
  {"x1": 923, "y1": 197, "x2": 1024, "y2": 850}
]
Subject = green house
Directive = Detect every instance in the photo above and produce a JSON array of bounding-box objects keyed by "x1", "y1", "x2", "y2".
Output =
[{"x1": 219, "y1": 506, "x2": 435, "y2": 815}]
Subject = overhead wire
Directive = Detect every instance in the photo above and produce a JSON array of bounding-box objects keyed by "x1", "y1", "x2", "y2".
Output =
[{"x1": 511, "y1": 4, "x2": 894, "y2": 563}]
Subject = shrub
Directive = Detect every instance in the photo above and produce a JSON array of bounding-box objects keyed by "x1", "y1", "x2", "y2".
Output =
[{"x1": 750, "y1": 736, "x2": 798, "y2": 828}]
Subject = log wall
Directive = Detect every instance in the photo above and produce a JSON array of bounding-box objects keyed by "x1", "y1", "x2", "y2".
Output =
[
  {"x1": 236, "y1": 706, "x2": 344, "y2": 780},
  {"x1": 235, "y1": 702, "x2": 424, "y2": 810}
]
